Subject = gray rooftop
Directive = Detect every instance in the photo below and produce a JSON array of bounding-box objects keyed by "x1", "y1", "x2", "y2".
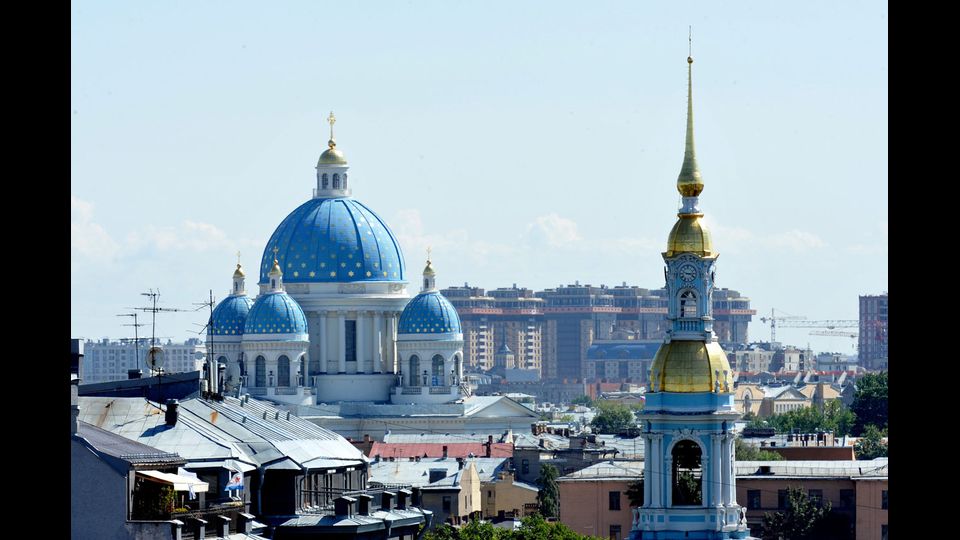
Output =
[
  {"x1": 557, "y1": 460, "x2": 645, "y2": 481},
  {"x1": 75, "y1": 421, "x2": 184, "y2": 467},
  {"x1": 735, "y1": 458, "x2": 888, "y2": 479},
  {"x1": 368, "y1": 457, "x2": 509, "y2": 487}
]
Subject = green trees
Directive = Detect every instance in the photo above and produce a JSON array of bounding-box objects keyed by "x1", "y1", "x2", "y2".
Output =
[
  {"x1": 850, "y1": 372, "x2": 888, "y2": 435},
  {"x1": 536, "y1": 464, "x2": 560, "y2": 518},
  {"x1": 761, "y1": 487, "x2": 832, "y2": 540},
  {"x1": 734, "y1": 437, "x2": 784, "y2": 461},
  {"x1": 589, "y1": 402, "x2": 636, "y2": 434},
  {"x1": 764, "y1": 400, "x2": 856, "y2": 437},
  {"x1": 625, "y1": 479, "x2": 644, "y2": 507},
  {"x1": 853, "y1": 424, "x2": 888, "y2": 459},
  {"x1": 571, "y1": 395, "x2": 594, "y2": 407},
  {"x1": 424, "y1": 514, "x2": 603, "y2": 540}
]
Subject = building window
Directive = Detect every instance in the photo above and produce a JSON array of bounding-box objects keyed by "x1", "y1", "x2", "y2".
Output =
[
  {"x1": 671, "y1": 440, "x2": 702, "y2": 506},
  {"x1": 680, "y1": 290, "x2": 698, "y2": 318},
  {"x1": 322, "y1": 173, "x2": 329, "y2": 189},
  {"x1": 432, "y1": 354, "x2": 445, "y2": 386},
  {"x1": 808, "y1": 489, "x2": 823, "y2": 506},
  {"x1": 521, "y1": 459, "x2": 529, "y2": 475},
  {"x1": 442, "y1": 496, "x2": 451, "y2": 513},
  {"x1": 409, "y1": 355, "x2": 420, "y2": 386},
  {"x1": 747, "y1": 490, "x2": 761, "y2": 510},
  {"x1": 840, "y1": 489, "x2": 855, "y2": 510},
  {"x1": 345, "y1": 320, "x2": 357, "y2": 362},
  {"x1": 777, "y1": 490, "x2": 787, "y2": 510},
  {"x1": 881, "y1": 524, "x2": 888, "y2": 540},
  {"x1": 333, "y1": 174, "x2": 340, "y2": 189},
  {"x1": 609, "y1": 491, "x2": 621, "y2": 511},
  {"x1": 278, "y1": 355, "x2": 290, "y2": 386},
  {"x1": 881, "y1": 490, "x2": 887, "y2": 510},
  {"x1": 488, "y1": 490, "x2": 492, "y2": 499},
  {"x1": 609, "y1": 525, "x2": 621, "y2": 540},
  {"x1": 255, "y1": 356, "x2": 266, "y2": 387}
]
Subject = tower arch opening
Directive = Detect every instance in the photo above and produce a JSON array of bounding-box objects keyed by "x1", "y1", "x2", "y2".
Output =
[
  {"x1": 671, "y1": 439, "x2": 703, "y2": 506},
  {"x1": 278, "y1": 355, "x2": 291, "y2": 387},
  {"x1": 679, "y1": 290, "x2": 698, "y2": 318},
  {"x1": 255, "y1": 356, "x2": 266, "y2": 387},
  {"x1": 409, "y1": 355, "x2": 420, "y2": 386},
  {"x1": 431, "y1": 354, "x2": 444, "y2": 386}
]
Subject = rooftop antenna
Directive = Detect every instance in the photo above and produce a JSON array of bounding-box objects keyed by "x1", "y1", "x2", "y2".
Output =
[
  {"x1": 193, "y1": 289, "x2": 217, "y2": 397},
  {"x1": 127, "y1": 289, "x2": 189, "y2": 376},
  {"x1": 116, "y1": 312, "x2": 145, "y2": 373}
]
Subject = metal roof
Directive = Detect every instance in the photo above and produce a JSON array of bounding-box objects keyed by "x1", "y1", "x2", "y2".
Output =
[
  {"x1": 735, "y1": 458, "x2": 888, "y2": 479},
  {"x1": 368, "y1": 457, "x2": 508, "y2": 486},
  {"x1": 557, "y1": 460, "x2": 645, "y2": 481},
  {"x1": 369, "y1": 442, "x2": 513, "y2": 459},
  {"x1": 75, "y1": 421, "x2": 184, "y2": 466}
]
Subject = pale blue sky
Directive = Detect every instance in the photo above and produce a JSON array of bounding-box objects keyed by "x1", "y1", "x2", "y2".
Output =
[{"x1": 71, "y1": 0, "x2": 887, "y2": 354}]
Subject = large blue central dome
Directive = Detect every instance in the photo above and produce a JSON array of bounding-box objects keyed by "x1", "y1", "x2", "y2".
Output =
[{"x1": 260, "y1": 197, "x2": 406, "y2": 284}]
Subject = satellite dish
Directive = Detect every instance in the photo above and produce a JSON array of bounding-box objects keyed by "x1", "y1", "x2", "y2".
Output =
[{"x1": 148, "y1": 346, "x2": 165, "y2": 372}]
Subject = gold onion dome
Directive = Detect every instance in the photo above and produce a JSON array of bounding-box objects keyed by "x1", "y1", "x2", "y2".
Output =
[
  {"x1": 649, "y1": 341, "x2": 732, "y2": 393},
  {"x1": 318, "y1": 140, "x2": 347, "y2": 165},
  {"x1": 423, "y1": 258, "x2": 436, "y2": 277},
  {"x1": 665, "y1": 214, "x2": 715, "y2": 257},
  {"x1": 233, "y1": 263, "x2": 245, "y2": 278},
  {"x1": 268, "y1": 256, "x2": 283, "y2": 277}
]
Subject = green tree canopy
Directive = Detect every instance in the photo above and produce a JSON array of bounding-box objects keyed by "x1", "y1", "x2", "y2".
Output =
[
  {"x1": 571, "y1": 395, "x2": 594, "y2": 407},
  {"x1": 761, "y1": 486, "x2": 832, "y2": 540},
  {"x1": 734, "y1": 437, "x2": 784, "y2": 461},
  {"x1": 425, "y1": 515, "x2": 604, "y2": 540},
  {"x1": 589, "y1": 401, "x2": 636, "y2": 434},
  {"x1": 853, "y1": 424, "x2": 888, "y2": 460},
  {"x1": 625, "y1": 479, "x2": 644, "y2": 507},
  {"x1": 764, "y1": 399, "x2": 856, "y2": 437},
  {"x1": 536, "y1": 464, "x2": 560, "y2": 518},
  {"x1": 850, "y1": 372, "x2": 887, "y2": 435}
]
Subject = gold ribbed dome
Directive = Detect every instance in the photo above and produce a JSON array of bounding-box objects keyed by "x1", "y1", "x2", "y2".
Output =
[
  {"x1": 318, "y1": 140, "x2": 347, "y2": 166},
  {"x1": 649, "y1": 340, "x2": 732, "y2": 393},
  {"x1": 665, "y1": 214, "x2": 715, "y2": 258},
  {"x1": 233, "y1": 264, "x2": 245, "y2": 278},
  {"x1": 423, "y1": 259, "x2": 436, "y2": 276},
  {"x1": 268, "y1": 258, "x2": 283, "y2": 276}
]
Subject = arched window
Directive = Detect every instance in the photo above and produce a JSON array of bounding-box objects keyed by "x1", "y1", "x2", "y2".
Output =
[
  {"x1": 333, "y1": 174, "x2": 340, "y2": 189},
  {"x1": 424, "y1": 278, "x2": 429, "y2": 289},
  {"x1": 680, "y1": 291, "x2": 698, "y2": 318},
  {"x1": 234, "y1": 282, "x2": 239, "y2": 293},
  {"x1": 271, "y1": 279, "x2": 276, "y2": 289},
  {"x1": 342, "y1": 174, "x2": 348, "y2": 189},
  {"x1": 409, "y1": 355, "x2": 420, "y2": 386},
  {"x1": 255, "y1": 356, "x2": 266, "y2": 387},
  {"x1": 672, "y1": 440, "x2": 703, "y2": 506},
  {"x1": 432, "y1": 354, "x2": 445, "y2": 386},
  {"x1": 278, "y1": 355, "x2": 290, "y2": 386},
  {"x1": 322, "y1": 173, "x2": 329, "y2": 189}
]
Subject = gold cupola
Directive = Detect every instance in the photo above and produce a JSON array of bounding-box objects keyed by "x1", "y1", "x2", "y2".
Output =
[
  {"x1": 649, "y1": 340, "x2": 732, "y2": 393},
  {"x1": 317, "y1": 111, "x2": 348, "y2": 166},
  {"x1": 665, "y1": 214, "x2": 714, "y2": 257},
  {"x1": 233, "y1": 263, "x2": 245, "y2": 278}
]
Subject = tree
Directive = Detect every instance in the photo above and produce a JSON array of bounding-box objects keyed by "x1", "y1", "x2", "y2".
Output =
[
  {"x1": 423, "y1": 514, "x2": 605, "y2": 540},
  {"x1": 853, "y1": 424, "x2": 888, "y2": 459},
  {"x1": 589, "y1": 401, "x2": 636, "y2": 434},
  {"x1": 734, "y1": 437, "x2": 784, "y2": 461},
  {"x1": 536, "y1": 464, "x2": 561, "y2": 518},
  {"x1": 850, "y1": 372, "x2": 887, "y2": 435},
  {"x1": 761, "y1": 486, "x2": 832, "y2": 540},
  {"x1": 571, "y1": 395, "x2": 594, "y2": 407},
  {"x1": 763, "y1": 400, "x2": 856, "y2": 437},
  {"x1": 625, "y1": 479, "x2": 644, "y2": 507}
]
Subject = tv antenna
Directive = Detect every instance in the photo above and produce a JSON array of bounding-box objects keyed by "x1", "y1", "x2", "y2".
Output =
[
  {"x1": 193, "y1": 290, "x2": 218, "y2": 396},
  {"x1": 127, "y1": 289, "x2": 189, "y2": 375},
  {"x1": 116, "y1": 312, "x2": 145, "y2": 373}
]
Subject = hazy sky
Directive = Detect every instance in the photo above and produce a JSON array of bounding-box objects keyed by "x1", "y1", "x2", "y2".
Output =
[{"x1": 71, "y1": 1, "x2": 887, "y2": 354}]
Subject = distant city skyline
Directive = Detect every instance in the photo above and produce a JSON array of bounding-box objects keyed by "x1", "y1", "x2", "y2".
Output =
[{"x1": 71, "y1": 1, "x2": 887, "y2": 354}]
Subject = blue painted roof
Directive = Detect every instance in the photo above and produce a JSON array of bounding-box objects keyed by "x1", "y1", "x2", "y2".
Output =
[
  {"x1": 209, "y1": 295, "x2": 255, "y2": 336},
  {"x1": 398, "y1": 291, "x2": 462, "y2": 335},
  {"x1": 586, "y1": 342, "x2": 661, "y2": 360},
  {"x1": 244, "y1": 291, "x2": 308, "y2": 338},
  {"x1": 260, "y1": 197, "x2": 405, "y2": 284}
]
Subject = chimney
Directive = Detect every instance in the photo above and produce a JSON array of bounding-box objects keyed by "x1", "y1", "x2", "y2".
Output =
[
  {"x1": 539, "y1": 438, "x2": 545, "y2": 448},
  {"x1": 457, "y1": 457, "x2": 465, "y2": 470},
  {"x1": 486, "y1": 436, "x2": 493, "y2": 457},
  {"x1": 71, "y1": 378, "x2": 80, "y2": 436},
  {"x1": 334, "y1": 496, "x2": 357, "y2": 517},
  {"x1": 189, "y1": 518, "x2": 207, "y2": 539},
  {"x1": 127, "y1": 369, "x2": 142, "y2": 380},
  {"x1": 237, "y1": 513, "x2": 256, "y2": 534},
  {"x1": 165, "y1": 399, "x2": 180, "y2": 426},
  {"x1": 412, "y1": 487, "x2": 422, "y2": 506},
  {"x1": 381, "y1": 491, "x2": 396, "y2": 511},
  {"x1": 442, "y1": 445, "x2": 449, "y2": 459},
  {"x1": 397, "y1": 489, "x2": 412, "y2": 510},
  {"x1": 364, "y1": 434, "x2": 371, "y2": 443},
  {"x1": 357, "y1": 494, "x2": 374, "y2": 515},
  {"x1": 214, "y1": 515, "x2": 230, "y2": 538}
]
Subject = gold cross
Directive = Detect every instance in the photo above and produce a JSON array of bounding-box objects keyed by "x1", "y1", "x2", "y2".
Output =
[
  {"x1": 272, "y1": 246, "x2": 279, "y2": 262},
  {"x1": 236, "y1": 250, "x2": 241, "y2": 265},
  {"x1": 327, "y1": 111, "x2": 336, "y2": 140},
  {"x1": 426, "y1": 246, "x2": 432, "y2": 262}
]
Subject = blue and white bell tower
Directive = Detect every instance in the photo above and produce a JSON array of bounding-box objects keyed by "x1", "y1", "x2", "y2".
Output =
[{"x1": 630, "y1": 48, "x2": 751, "y2": 540}]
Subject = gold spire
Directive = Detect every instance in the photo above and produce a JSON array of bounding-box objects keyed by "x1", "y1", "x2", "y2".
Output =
[
  {"x1": 318, "y1": 110, "x2": 348, "y2": 165},
  {"x1": 677, "y1": 28, "x2": 704, "y2": 198},
  {"x1": 268, "y1": 246, "x2": 282, "y2": 276}
]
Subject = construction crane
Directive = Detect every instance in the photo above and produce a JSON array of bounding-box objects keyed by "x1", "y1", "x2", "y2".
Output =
[
  {"x1": 809, "y1": 330, "x2": 859, "y2": 351},
  {"x1": 758, "y1": 309, "x2": 806, "y2": 343}
]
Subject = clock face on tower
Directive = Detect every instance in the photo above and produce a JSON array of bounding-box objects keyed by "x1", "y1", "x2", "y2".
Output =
[{"x1": 678, "y1": 264, "x2": 697, "y2": 282}]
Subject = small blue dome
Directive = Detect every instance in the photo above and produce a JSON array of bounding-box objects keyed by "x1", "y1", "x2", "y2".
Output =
[
  {"x1": 398, "y1": 291, "x2": 462, "y2": 335},
  {"x1": 260, "y1": 197, "x2": 405, "y2": 284},
  {"x1": 209, "y1": 295, "x2": 255, "y2": 336},
  {"x1": 244, "y1": 291, "x2": 308, "y2": 338}
]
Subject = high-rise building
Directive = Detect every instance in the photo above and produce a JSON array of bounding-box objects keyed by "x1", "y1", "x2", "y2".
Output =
[
  {"x1": 858, "y1": 293, "x2": 888, "y2": 370},
  {"x1": 538, "y1": 283, "x2": 618, "y2": 381},
  {"x1": 633, "y1": 51, "x2": 749, "y2": 539},
  {"x1": 81, "y1": 338, "x2": 205, "y2": 384}
]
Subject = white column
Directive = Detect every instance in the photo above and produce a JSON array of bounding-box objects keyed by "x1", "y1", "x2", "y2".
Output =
[
  {"x1": 337, "y1": 312, "x2": 346, "y2": 373},
  {"x1": 356, "y1": 312, "x2": 366, "y2": 373},
  {"x1": 712, "y1": 435, "x2": 722, "y2": 507},
  {"x1": 374, "y1": 312, "x2": 384, "y2": 372},
  {"x1": 389, "y1": 313, "x2": 398, "y2": 373},
  {"x1": 721, "y1": 435, "x2": 732, "y2": 506},
  {"x1": 650, "y1": 435, "x2": 661, "y2": 507},
  {"x1": 643, "y1": 435, "x2": 652, "y2": 508},
  {"x1": 319, "y1": 313, "x2": 327, "y2": 374}
]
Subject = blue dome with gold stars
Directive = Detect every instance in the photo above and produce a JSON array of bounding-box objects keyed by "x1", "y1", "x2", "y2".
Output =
[
  {"x1": 260, "y1": 198, "x2": 405, "y2": 284},
  {"x1": 243, "y1": 291, "x2": 308, "y2": 339},
  {"x1": 209, "y1": 295, "x2": 255, "y2": 337},
  {"x1": 398, "y1": 291, "x2": 462, "y2": 336}
]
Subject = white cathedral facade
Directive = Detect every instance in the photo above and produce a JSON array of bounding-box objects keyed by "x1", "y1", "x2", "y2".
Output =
[{"x1": 208, "y1": 115, "x2": 465, "y2": 406}]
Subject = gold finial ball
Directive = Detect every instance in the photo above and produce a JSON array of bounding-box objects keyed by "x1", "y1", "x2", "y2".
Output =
[
  {"x1": 687, "y1": 56, "x2": 693, "y2": 64},
  {"x1": 328, "y1": 139, "x2": 336, "y2": 149}
]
